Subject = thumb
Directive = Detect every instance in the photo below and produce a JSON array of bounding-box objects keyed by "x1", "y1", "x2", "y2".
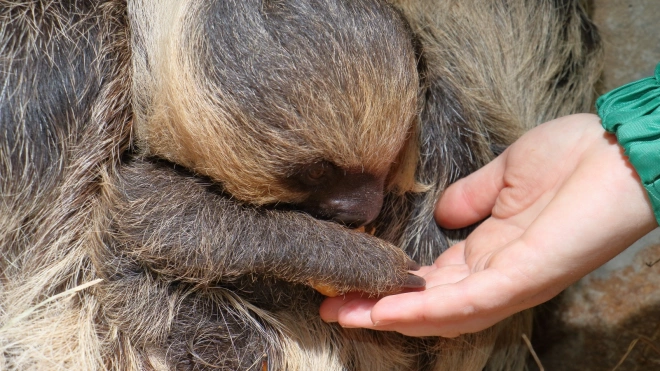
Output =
[{"x1": 435, "y1": 152, "x2": 507, "y2": 229}]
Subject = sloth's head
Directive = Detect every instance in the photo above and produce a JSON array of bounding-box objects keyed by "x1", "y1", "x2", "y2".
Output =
[{"x1": 131, "y1": 0, "x2": 419, "y2": 227}]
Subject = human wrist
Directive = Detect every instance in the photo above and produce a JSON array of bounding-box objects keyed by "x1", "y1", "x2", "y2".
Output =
[{"x1": 597, "y1": 63, "x2": 660, "y2": 226}]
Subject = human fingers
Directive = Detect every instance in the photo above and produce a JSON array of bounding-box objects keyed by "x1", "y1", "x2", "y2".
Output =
[
  {"x1": 435, "y1": 152, "x2": 507, "y2": 229},
  {"x1": 366, "y1": 266, "x2": 529, "y2": 336},
  {"x1": 319, "y1": 292, "x2": 372, "y2": 323},
  {"x1": 323, "y1": 261, "x2": 523, "y2": 335},
  {"x1": 420, "y1": 264, "x2": 472, "y2": 290},
  {"x1": 319, "y1": 264, "x2": 471, "y2": 327},
  {"x1": 431, "y1": 241, "x2": 466, "y2": 267},
  {"x1": 458, "y1": 190, "x2": 553, "y2": 269}
]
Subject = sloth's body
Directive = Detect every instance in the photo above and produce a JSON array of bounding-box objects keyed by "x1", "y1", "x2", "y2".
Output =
[{"x1": 0, "y1": 0, "x2": 601, "y2": 370}]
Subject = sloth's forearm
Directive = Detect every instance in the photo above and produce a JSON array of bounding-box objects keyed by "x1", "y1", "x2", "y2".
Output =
[{"x1": 110, "y1": 160, "x2": 420, "y2": 294}]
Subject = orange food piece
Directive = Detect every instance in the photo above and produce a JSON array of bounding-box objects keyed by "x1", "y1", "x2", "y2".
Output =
[
  {"x1": 354, "y1": 225, "x2": 376, "y2": 235},
  {"x1": 310, "y1": 281, "x2": 341, "y2": 297}
]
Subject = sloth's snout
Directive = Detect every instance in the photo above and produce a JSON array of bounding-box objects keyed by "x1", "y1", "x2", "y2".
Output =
[
  {"x1": 328, "y1": 198, "x2": 383, "y2": 228},
  {"x1": 297, "y1": 170, "x2": 386, "y2": 228}
]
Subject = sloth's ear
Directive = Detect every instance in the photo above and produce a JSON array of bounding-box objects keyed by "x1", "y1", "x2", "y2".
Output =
[{"x1": 386, "y1": 117, "x2": 424, "y2": 195}]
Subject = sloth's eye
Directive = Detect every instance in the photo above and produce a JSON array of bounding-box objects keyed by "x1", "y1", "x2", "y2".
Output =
[
  {"x1": 306, "y1": 164, "x2": 326, "y2": 179},
  {"x1": 299, "y1": 161, "x2": 334, "y2": 186}
]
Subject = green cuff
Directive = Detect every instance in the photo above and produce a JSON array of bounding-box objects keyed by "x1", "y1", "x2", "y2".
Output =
[{"x1": 596, "y1": 63, "x2": 660, "y2": 226}]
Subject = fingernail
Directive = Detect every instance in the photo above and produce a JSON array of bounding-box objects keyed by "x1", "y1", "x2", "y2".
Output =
[
  {"x1": 403, "y1": 273, "x2": 426, "y2": 289},
  {"x1": 407, "y1": 259, "x2": 421, "y2": 271},
  {"x1": 373, "y1": 320, "x2": 395, "y2": 327}
]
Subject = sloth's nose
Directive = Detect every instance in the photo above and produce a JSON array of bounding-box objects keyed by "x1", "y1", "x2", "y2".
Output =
[
  {"x1": 300, "y1": 197, "x2": 381, "y2": 228},
  {"x1": 328, "y1": 197, "x2": 383, "y2": 228},
  {"x1": 297, "y1": 171, "x2": 386, "y2": 228}
]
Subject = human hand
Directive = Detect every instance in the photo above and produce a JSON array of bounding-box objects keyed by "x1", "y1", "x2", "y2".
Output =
[{"x1": 320, "y1": 113, "x2": 657, "y2": 337}]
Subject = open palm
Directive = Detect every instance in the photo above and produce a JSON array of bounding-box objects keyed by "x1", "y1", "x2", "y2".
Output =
[{"x1": 320, "y1": 114, "x2": 656, "y2": 337}]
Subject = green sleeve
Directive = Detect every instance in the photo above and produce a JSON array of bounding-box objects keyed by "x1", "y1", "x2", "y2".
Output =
[{"x1": 597, "y1": 63, "x2": 660, "y2": 226}]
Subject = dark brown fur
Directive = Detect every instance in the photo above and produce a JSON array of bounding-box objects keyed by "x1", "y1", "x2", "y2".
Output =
[{"x1": 0, "y1": 0, "x2": 602, "y2": 370}]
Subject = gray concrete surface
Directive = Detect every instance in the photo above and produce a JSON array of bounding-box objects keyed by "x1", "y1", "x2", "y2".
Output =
[{"x1": 592, "y1": 0, "x2": 660, "y2": 92}]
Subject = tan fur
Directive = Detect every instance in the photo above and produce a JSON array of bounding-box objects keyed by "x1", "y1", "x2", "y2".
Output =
[
  {"x1": 131, "y1": 0, "x2": 420, "y2": 205},
  {"x1": 0, "y1": 1, "x2": 132, "y2": 369}
]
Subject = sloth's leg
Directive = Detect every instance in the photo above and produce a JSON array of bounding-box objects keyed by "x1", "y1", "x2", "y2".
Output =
[{"x1": 104, "y1": 159, "x2": 423, "y2": 297}]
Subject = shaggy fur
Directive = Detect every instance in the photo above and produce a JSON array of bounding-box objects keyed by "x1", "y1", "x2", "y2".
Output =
[
  {"x1": 130, "y1": 0, "x2": 420, "y2": 205},
  {"x1": 0, "y1": 0, "x2": 602, "y2": 370}
]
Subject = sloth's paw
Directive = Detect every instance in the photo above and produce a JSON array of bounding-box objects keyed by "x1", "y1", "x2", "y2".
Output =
[{"x1": 304, "y1": 231, "x2": 425, "y2": 297}]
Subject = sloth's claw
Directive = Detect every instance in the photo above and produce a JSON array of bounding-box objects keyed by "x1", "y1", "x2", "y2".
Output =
[
  {"x1": 403, "y1": 274, "x2": 426, "y2": 289},
  {"x1": 407, "y1": 259, "x2": 421, "y2": 271}
]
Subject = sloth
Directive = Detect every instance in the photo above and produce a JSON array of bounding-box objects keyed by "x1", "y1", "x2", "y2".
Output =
[
  {"x1": 0, "y1": 0, "x2": 602, "y2": 370},
  {"x1": 118, "y1": 0, "x2": 426, "y2": 297}
]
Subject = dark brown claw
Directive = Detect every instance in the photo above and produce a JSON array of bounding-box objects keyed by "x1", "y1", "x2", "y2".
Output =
[
  {"x1": 403, "y1": 273, "x2": 426, "y2": 289},
  {"x1": 407, "y1": 259, "x2": 421, "y2": 271}
]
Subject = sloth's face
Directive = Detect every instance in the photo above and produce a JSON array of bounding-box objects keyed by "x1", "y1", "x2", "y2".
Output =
[{"x1": 132, "y1": 0, "x2": 419, "y2": 224}]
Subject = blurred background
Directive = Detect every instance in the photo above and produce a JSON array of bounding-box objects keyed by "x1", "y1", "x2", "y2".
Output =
[{"x1": 592, "y1": 0, "x2": 659, "y2": 92}]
